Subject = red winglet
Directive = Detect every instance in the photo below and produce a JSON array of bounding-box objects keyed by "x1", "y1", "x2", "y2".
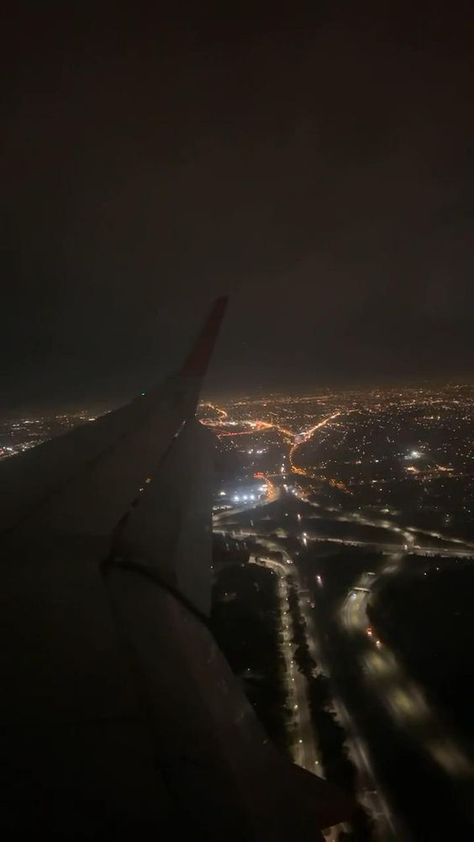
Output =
[{"x1": 181, "y1": 296, "x2": 228, "y2": 377}]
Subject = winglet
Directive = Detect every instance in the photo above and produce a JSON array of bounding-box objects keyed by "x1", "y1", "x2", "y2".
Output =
[{"x1": 181, "y1": 297, "x2": 228, "y2": 377}]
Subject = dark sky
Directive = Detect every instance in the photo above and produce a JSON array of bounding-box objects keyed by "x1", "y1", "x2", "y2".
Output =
[{"x1": 2, "y1": 2, "x2": 473, "y2": 408}]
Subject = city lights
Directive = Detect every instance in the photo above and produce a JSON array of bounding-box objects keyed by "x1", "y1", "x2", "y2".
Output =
[{"x1": 198, "y1": 384, "x2": 473, "y2": 524}]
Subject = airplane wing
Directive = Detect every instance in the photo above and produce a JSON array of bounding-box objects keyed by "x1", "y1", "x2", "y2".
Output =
[{"x1": 0, "y1": 297, "x2": 352, "y2": 840}]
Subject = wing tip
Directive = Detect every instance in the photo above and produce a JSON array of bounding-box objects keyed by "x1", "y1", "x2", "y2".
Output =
[{"x1": 181, "y1": 296, "x2": 228, "y2": 377}]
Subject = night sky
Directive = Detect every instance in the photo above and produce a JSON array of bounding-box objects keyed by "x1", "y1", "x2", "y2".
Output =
[{"x1": 2, "y1": 3, "x2": 473, "y2": 409}]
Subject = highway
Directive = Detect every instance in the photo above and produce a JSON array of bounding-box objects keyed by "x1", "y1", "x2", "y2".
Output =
[
  {"x1": 218, "y1": 528, "x2": 393, "y2": 839},
  {"x1": 297, "y1": 577, "x2": 398, "y2": 841},
  {"x1": 216, "y1": 489, "x2": 474, "y2": 839},
  {"x1": 293, "y1": 489, "x2": 474, "y2": 559},
  {"x1": 339, "y1": 559, "x2": 474, "y2": 780},
  {"x1": 249, "y1": 549, "x2": 321, "y2": 775},
  {"x1": 292, "y1": 493, "x2": 474, "y2": 789},
  {"x1": 249, "y1": 548, "x2": 345, "y2": 842}
]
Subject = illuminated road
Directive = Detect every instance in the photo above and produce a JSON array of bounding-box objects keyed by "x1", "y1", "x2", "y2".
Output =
[
  {"x1": 296, "y1": 491, "x2": 474, "y2": 558},
  {"x1": 201, "y1": 403, "x2": 342, "y2": 480},
  {"x1": 199, "y1": 402, "x2": 229, "y2": 423},
  {"x1": 293, "y1": 494, "x2": 474, "y2": 782},
  {"x1": 295, "y1": 578, "x2": 398, "y2": 840},
  {"x1": 217, "y1": 493, "x2": 474, "y2": 839},
  {"x1": 289, "y1": 412, "x2": 342, "y2": 476},
  {"x1": 234, "y1": 535, "x2": 394, "y2": 840},
  {"x1": 250, "y1": 548, "x2": 321, "y2": 775},
  {"x1": 216, "y1": 506, "x2": 409, "y2": 838},
  {"x1": 340, "y1": 560, "x2": 474, "y2": 780},
  {"x1": 295, "y1": 495, "x2": 474, "y2": 835}
]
